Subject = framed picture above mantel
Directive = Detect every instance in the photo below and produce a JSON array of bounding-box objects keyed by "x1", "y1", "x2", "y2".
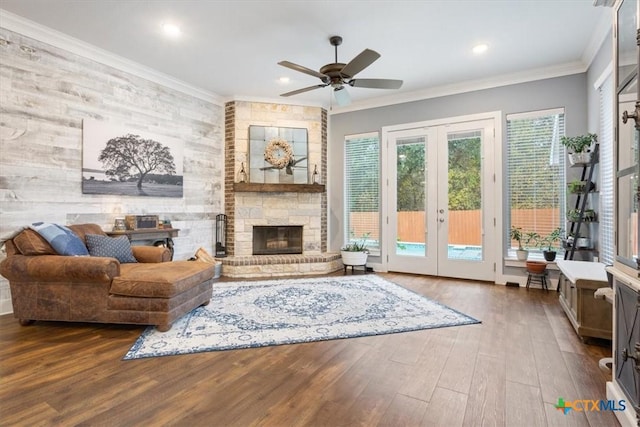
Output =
[{"x1": 249, "y1": 126, "x2": 308, "y2": 184}]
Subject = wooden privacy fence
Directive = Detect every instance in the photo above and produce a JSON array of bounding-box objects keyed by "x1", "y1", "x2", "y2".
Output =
[{"x1": 350, "y1": 208, "x2": 561, "y2": 246}]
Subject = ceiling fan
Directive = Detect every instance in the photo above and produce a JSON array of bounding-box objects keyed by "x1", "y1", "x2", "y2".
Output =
[{"x1": 278, "y1": 36, "x2": 403, "y2": 106}]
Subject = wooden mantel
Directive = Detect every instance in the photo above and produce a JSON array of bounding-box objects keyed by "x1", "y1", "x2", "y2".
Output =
[{"x1": 233, "y1": 183, "x2": 325, "y2": 193}]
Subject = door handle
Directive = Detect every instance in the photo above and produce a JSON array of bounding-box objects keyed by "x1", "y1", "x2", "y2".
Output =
[
  {"x1": 439, "y1": 218, "x2": 445, "y2": 223},
  {"x1": 621, "y1": 342, "x2": 640, "y2": 372},
  {"x1": 622, "y1": 101, "x2": 640, "y2": 127}
]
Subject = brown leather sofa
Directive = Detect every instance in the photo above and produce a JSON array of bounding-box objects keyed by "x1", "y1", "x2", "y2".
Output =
[{"x1": 0, "y1": 224, "x2": 215, "y2": 331}]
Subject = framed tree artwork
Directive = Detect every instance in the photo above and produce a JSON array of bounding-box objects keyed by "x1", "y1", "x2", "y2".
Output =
[{"x1": 82, "y1": 119, "x2": 184, "y2": 197}]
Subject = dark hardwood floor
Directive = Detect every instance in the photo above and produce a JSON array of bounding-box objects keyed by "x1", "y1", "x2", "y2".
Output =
[{"x1": 0, "y1": 273, "x2": 617, "y2": 426}]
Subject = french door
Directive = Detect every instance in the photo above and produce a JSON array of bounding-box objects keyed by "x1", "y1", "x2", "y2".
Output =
[{"x1": 385, "y1": 118, "x2": 496, "y2": 281}]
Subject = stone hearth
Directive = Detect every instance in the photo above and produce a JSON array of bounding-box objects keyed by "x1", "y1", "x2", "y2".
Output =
[{"x1": 220, "y1": 253, "x2": 342, "y2": 278}]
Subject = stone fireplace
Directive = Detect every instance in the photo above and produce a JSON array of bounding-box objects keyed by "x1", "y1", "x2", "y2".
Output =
[
  {"x1": 220, "y1": 101, "x2": 342, "y2": 278},
  {"x1": 253, "y1": 225, "x2": 303, "y2": 255}
]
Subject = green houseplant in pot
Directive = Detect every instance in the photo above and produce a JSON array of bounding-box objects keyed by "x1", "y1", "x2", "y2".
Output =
[
  {"x1": 541, "y1": 227, "x2": 563, "y2": 262},
  {"x1": 510, "y1": 226, "x2": 528, "y2": 261},
  {"x1": 560, "y1": 133, "x2": 597, "y2": 165},
  {"x1": 341, "y1": 233, "x2": 369, "y2": 266}
]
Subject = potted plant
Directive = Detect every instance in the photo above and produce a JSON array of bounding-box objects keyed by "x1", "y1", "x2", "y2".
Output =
[
  {"x1": 567, "y1": 180, "x2": 596, "y2": 194},
  {"x1": 341, "y1": 233, "x2": 369, "y2": 266},
  {"x1": 567, "y1": 209, "x2": 582, "y2": 222},
  {"x1": 584, "y1": 209, "x2": 597, "y2": 222},
  {"x1": 560, "y1": 133, "x2": 597, "y2": 165},
  {"x1": 541, "y1": 227, "x2": 563, "y2": 261},
  {"x1": 510, "y1": 226, "x2": 529, "y2": 261}
]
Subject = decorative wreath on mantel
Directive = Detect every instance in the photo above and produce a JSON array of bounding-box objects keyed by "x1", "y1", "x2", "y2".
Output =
[{"x1": 264, "y1": 137, "x2": 293, "y2": 169}]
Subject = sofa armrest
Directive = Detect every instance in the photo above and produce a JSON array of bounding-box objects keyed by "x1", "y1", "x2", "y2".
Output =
[
  {"x1": 0, "y1": 255, "x2": 120, "y2": 283},
  {"x1": 131, "y1": 246, "x2": 171, "y2": 263}
]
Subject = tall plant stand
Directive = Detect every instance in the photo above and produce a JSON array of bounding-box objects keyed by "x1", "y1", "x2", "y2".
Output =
[{"x1": 564, "y1": 143, "x2": 599, "y2": 260}]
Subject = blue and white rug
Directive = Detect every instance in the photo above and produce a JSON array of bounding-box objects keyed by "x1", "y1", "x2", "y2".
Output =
[{"x1": 123, "y1": 275, "x2": 480, "y2": 360}]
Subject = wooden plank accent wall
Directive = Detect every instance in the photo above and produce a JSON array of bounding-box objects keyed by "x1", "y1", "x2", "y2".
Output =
[{"x1": 0, "y1": 28, "x2": 224, "y2": 314}]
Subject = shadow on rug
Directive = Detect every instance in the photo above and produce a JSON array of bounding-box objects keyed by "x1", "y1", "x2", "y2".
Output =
[{"x1": 124, "y1": 275, "x2": 480, "y2": 360}]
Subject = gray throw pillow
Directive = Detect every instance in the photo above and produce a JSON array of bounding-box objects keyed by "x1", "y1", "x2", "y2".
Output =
[{"x1": 85, "y1": 234, "x2": 137, "y2": 263}]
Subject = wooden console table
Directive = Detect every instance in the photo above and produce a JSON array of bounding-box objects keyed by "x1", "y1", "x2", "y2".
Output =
[
  {"x1": 557, "y1": 260, "x2": 612, "y2": 341},
  {"x1": 106, "y1": 228, "x2": 179, "y2": 260}
]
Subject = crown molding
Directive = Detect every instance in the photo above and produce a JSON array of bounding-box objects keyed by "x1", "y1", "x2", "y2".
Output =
[
  {"x1": 0, "y1": 9, "x2": 223, "y2": 105},
  {"x1": 226, "y1": 95, "x2": 323, "y2": 108},
  {"x1": 329, "y1": 61, "x2": 587, "y2": 115}
]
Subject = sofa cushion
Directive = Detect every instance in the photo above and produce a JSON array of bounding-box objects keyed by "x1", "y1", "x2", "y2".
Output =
[
  {"x1": 69, "y1": 223, "x2": 107, "y2": 242},
  {"x1": 86, "y1": 234, "x2": 137, "y2": 263},
  {"x1": 29, "y1": 222, "x2": 90, "y2": 256},
  {"x1": 111, "y1": 261, "x2": 215, "y2": 298},
  {"x1": 13, "y1": 229, "x2": 57, "y2": 255}
]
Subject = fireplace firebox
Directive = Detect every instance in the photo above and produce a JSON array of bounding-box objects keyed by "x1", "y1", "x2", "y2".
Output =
[{"x1": 253, "y1": 226, "x2": 303, "y2": 255}]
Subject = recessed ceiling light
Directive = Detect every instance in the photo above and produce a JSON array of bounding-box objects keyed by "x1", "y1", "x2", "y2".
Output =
[
  {"x1": 473, "y1": 43, "x2": 488, "y2": 55},
  {"x1": 162, "y1": 22, "x2": 181, "y2": 38},
  {"x1": 279, "y1": 77, "x2": 290, "y2": 83}
]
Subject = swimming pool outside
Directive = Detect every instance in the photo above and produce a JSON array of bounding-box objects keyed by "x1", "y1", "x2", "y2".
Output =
[{"x1": 396, "y1": 242, "x2": 482, "y2": 261}]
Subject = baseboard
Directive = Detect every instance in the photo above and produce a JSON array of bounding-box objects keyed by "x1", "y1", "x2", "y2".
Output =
[{"x1": 0, "y1": 299, "x2": 13, "y2": 316}]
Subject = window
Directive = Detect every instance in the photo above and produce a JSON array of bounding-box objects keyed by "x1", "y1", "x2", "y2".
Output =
[
  {"x1": 506, "y1": 109, "x2": 566, "y2": 256},
  {"x1": 598, "y1": 75, "x2": 615, "y2": 265},
  {"x1": 344, "y1": 132, "x2": 380, "y2": 254}
]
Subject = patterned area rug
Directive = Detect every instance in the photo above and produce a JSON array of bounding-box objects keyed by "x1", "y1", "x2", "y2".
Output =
[{"x1": 123, "y1": 275, "x2": 480, "y2": 360}]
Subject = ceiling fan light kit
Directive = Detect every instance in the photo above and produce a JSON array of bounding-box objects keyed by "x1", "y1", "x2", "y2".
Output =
[{"x1": 278, "y1": 35, "x2": 403, "y2": 105}]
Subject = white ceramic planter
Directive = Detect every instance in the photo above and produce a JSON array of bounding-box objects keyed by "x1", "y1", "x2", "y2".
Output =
[
  {"x1": 568, "y1": 152, "x2": 592, "y2": 165},
  {"x1": 341, "y1": 251, "x2": 368, "y2": 266},
  {"x1": 516, "y1": 249, "x2": 529, "y2": 261}
]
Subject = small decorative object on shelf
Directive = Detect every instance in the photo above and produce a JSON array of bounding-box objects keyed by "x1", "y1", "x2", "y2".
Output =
[
  {"x1": 312, "y1": 164, "x2": 319, "y2": 184},
  {"x1": 238, "y1": 162, "x2": 248, "y2": 183},
  {"x1": 113, "y1": 218, "x2": 126, "y2": 231}
]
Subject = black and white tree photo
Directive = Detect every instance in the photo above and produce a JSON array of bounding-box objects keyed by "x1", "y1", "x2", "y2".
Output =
[{"x1": 82, "y1": 120, "x2": 183, "y2": 197}]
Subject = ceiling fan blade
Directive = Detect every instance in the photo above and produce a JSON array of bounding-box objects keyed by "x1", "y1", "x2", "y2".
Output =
[
  {"x1": 278, "y1": 61, "x2": 328, "y2": 81},
  {"x1": 349, "y1": 78, "x2": 403, "y2": 89},
  {"x1": 340, "y1": 49, "x2": 380, "y2": 78},
  {"x1": 334, "y1": 86, "x2": 351, "y2": 106},
  {"x1": 280, "y1": 84, "x2": 327, "y2": 97}
]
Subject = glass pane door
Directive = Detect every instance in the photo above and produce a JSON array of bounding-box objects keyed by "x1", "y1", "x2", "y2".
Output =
[
  {"x1": 437, "y1": 121, "x2": 495, "y2": 281},
  {"x1": 386, "y1": 118, "x2": 495, "y2": 281},
  {"x1": 387, "y1": 128, "x2": 437, "y2": 275}
]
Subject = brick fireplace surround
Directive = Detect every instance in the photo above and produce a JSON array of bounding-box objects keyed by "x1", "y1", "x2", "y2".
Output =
[{"x1": 220, "y1": 101, "x2": 342, "y2": 278}]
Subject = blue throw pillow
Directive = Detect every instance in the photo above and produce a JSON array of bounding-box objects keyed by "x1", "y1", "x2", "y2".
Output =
[
  {"x1": 29, "y1": 222, "x2": 89, "y2": 256},
  {"x1": 85, "y1": 234, "x2": 138, "y2": 263}
]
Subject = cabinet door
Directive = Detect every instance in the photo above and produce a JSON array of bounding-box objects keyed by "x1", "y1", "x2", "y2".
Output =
[
  {"x1": 614, "y1": 0, "x2": 640, "y2": 272},
  {"x1": 569, "y1": 282, "x2": 578, "y2": 318},
  {"x1": 614, "y1": 279, "x2": 640, "y2": 408}
]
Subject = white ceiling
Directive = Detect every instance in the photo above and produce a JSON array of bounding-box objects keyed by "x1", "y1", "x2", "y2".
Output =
[{"x1": 0, "y1": 0, "x2": 612, "y2": 111}]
